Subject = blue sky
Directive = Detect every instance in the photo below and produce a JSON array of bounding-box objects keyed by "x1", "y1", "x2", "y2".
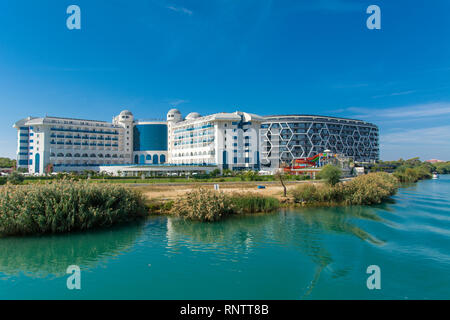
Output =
[{"x1": 0, "y1": 0, "x2": 449, "y2": 160}]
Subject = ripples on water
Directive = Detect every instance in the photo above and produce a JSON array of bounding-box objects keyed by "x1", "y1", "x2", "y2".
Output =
[{"x1": 0, "y1": 176, "x2": 449, "y2": 299}]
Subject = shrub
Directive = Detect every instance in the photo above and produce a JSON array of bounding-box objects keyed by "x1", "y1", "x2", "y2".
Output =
[
  {"x1": 290, "y1": 172, "x2": 398, "y2": 206},
  {"x1": 228, "y1": 193, "x2": 279, "y2": 214},
  {"x1": 318, "y1": 165, "x2": 342, "y2": 186},
  {"x1": 0, "y1": 177, "x2": 6, "y2": 185},
  {"x1": 344, "y1": 172, "x2": 398, "y2": 205},
  {"x1": 433, "y1": 161, "x2": 450, "y2": 174},
  {"x1": 171, "y1": 189, "x2": 280, "y2": 221},
  {"x1": 171, "y1": 188, "x2": 232, "y2": 222},
  {"x1": 291, "y1": 184, "x2": 319, "y2": 203},
  {"x1": 210, "y1": 169, "x2": 221, "y2": 177},
  {"x1": 7, "y1": 171, "x2": 24, "y2": 185},
  {"x1": 393, "y1": 164, "x2": 433, "y2": 183},
  {"x1": 0, "y1": 181, "x2": 147, "y2": 237}
]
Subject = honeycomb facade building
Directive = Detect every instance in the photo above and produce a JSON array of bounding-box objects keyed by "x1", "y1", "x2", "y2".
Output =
[{"x1": 260, "y1": 115, "x2": 379, "y2": 168}]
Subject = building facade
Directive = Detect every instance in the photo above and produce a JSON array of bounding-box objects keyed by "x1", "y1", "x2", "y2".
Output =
[
  {"x1": 260, "y1": 115, "x2": 379, "y2": 169},
  {"x1": 14, "y1": 110, "x2": 167, "y2": 174},
  {"x1": 167, "y1": 109, "x2": 263, "y2": 171},
  {"x1": 14, "y1": 109, "x2": 379, "y2": 175},
  {"x1": 132, "y1": 121, "x2": 168, "y2": 165}
]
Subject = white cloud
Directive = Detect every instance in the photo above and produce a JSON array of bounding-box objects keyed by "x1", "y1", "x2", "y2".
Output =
[
  {"x1": 169, "y1": 99, "x2": 189, "y2": 106},
  {"x1": 380, "y1": 126, "x2": 450, "y2": 161},
  {"x1": 167, "y1": 5, "x2": 193, "y2": 16},
  {"x1": 339, "y1": 102, "x2": 450, "y2": 160},
  {"x1": 346, "y1": 102, "x2": 450, "y2": 120},
  {"x1": 372, "y1": 90, "x2": 416, "y2": 99},
  {"x1": 381, "y1": 126, "x2": 450, "y2": 145}
]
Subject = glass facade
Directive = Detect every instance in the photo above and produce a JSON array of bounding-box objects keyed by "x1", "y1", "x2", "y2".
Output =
[{"x1": 133, "y1": 124, "x2": 168, "y2": 152}]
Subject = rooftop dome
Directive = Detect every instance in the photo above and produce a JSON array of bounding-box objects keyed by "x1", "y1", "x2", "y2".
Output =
[
  {"x1": 120, "y1": 110, "x2": 133, "y2": 116},
  {"x1": 185, "y1": 112, "x2": 201, "y2": 120},
  {"x1": 167, "y1": 108, "x2": 181, "y2": 115}
]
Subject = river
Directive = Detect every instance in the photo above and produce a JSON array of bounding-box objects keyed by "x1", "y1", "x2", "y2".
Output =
[{"x1": 0, "y1": 176, "x2": 449, "y2": 299}]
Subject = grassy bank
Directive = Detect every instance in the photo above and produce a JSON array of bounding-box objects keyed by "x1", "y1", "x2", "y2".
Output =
[
  {"x1": 290, "y1": 172, "x2": 399, "y2": 206},
  {"x1": 0, "y1": 181, "x2": 147, "y2": 237},
  {"x1": 170, "y1": 188, "x2": 280, "y2": 222}
]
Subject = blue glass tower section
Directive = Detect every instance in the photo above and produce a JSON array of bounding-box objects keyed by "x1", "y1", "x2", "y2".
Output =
[{"x1": 133, "y1": 124, "x2": 168, "y2": 152}]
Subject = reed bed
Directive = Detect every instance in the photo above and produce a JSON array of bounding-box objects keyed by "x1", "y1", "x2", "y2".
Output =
[
  {"x1": 0, "y1": 181, "x2": 147, "y2": 237},
  {"x1": 291, "y1": 172, "x2": 399, "y2": 206},
  {"x1": 171, "y1": 188, "x2": 280, "y2": 222}
]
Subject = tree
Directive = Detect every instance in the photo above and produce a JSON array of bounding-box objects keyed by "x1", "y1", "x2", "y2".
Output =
[
  {"x1": 243, "y1": 170, "x2": 258, "y2": 181},
  {"x1": 274, "y1": 170, "x2": 287, "y2": 197},
  {"x1": 210, "y1": 169, "x2": 221, "y2": 177},
  {"x1": 318, "y1": 164, "x2": 342, "y2": 186},
  {"x1": 0, "y1": 157, "x2": 15, "y2": 168},
  {"x1": 222, "y1": 169, "x2": 233, "y2": 176}
]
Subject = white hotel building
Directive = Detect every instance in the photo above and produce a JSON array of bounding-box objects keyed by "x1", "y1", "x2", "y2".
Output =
[
  {"x1": 167, "y1": 109, "x2": 263, "y2": 170},
  {"x1": 14, "y1": 108, "x2": 379, "y2": 175},
  {"x1": 14, "y1": 110, "x2": 167, "y2": 174}
]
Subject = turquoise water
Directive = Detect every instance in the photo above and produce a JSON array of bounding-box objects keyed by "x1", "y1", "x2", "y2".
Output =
[{"x1": 0, "y1": 176, "x2": 449, "y2": 299}]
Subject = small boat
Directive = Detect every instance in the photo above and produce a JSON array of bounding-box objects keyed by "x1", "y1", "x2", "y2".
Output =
[{"x1": 432, "y1": 172, "x2": 439, "y2": 180}]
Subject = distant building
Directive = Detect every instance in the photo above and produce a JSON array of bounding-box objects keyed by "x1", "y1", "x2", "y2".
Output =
[{"x1": 426, "y1": 159, "x2": 445, "y2": 163}]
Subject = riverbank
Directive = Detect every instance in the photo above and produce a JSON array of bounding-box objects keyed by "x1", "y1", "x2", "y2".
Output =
[
  {"x1": 144, "y1": 172, "x2": 399, "y2": 221},
  {"x1": 0, "y1": 172, "x2": 401, "y2": 234}
]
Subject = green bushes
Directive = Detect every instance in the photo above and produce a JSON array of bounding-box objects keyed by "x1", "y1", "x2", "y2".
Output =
[
  {"x1": 0, "y1": 157, "x2": 15, "y2": 168},
  {"x1": 228, "y1": 193, "x2": 280, "y2": 214},
  {"x1": 344, "y1": 172, "x2": 398, "y2": 205},
  {"x1": 171, "y1": 188, "x2": 279, "y2": 222},
  {"x1": 291, "y1": 184, "x2": 320, "y2": 203},
  {"x1": 7, "y1": 171, "x2": 24, "y2": 185},
  {"x1": 0, "y1": 181, "x2": 147, "y2": 237},
  {"x1": 171, "y1": 188, "x2": 232, "y2": 222},
  {"x1": 291, "y1": 172, "x2": 399, "y2": 206},
  {"x1": 373, "y1": 157, "x2": 443, "y2": 182},
  {"x1": 317, "y1": 165, "x2": 342, "y2": 186},
  {"x1": 433, "y1": 161, "x2": 450, "y2": 174},
  {"x1": 0, "y1": 177, "x2": 6, "y2": 185},
  {"x1": 393, "y1": 165, "x2": 432, "y2": 183}
]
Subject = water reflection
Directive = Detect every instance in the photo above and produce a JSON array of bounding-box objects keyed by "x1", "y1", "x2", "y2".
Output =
[
  {"x1": 0, "y1": 222, "x2": 145, "y2": 279},
  {"x1": 292, "y1": 206, "x2": 385, "y2": 245},
  {"x1": 167, "y1": 206, "x2": 385, "y2": 297}
]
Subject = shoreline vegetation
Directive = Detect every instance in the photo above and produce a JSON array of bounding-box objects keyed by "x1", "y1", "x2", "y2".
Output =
[
  {"x1": 167, "y1": 172, "x2": 398, "y2": 222},
  {"x1": 0, "y1": 182, "x2": 147, "y2": 237},
  {"x1": 0, "y1": 157, "x2": 448, "y2": 234}
]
